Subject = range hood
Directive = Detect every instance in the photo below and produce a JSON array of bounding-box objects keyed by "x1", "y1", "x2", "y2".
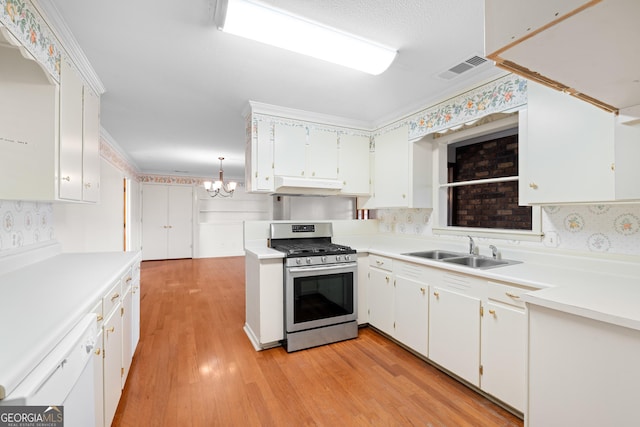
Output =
[{"x1": 273, "y1": 176, "x2": 343, "y2": 195}]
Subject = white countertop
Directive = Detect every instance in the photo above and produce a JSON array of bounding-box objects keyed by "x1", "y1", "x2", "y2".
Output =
[
  {"x1": 245, "y1": 234, "x2": 640, "y2": 331},
  {"x1": 0, "y1": 244, "x2": 140, "y2": 400}
]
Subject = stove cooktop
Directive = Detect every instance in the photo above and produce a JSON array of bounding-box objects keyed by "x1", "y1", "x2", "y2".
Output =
[{"x1": 272, "y1": 242, "x2": 356, "y2": 257}]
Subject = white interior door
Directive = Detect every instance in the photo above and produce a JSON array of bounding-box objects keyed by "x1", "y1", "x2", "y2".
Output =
[
  {"x1": 167, "y1": 186, "x2": 193, "y2": 259},
  {"x1": 141, "y1": 184, "x2": 169, "y2": 260}
]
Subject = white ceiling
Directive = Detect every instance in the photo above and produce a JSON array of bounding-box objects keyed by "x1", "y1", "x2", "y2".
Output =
[{"x1": 49, "y1": 0, "x2": 504, "y2": 181}]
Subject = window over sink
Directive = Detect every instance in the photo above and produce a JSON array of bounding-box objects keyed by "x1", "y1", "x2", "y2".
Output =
[{"x1": 430, "y1": 112, "x2": 542, "y2": 240}]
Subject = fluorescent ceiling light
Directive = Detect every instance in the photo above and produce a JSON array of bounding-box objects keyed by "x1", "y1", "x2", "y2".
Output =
[{"x1": 215, "y1": 0, "x2": 397, "y2": 75}]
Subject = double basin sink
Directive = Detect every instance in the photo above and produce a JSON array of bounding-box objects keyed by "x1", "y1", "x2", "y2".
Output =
[{"x1": 402, "y1": 250, "x2": 521, "y2": 270}]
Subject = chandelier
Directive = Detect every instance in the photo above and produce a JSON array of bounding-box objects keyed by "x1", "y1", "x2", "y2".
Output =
[{"x1": 203, "y1": 157, "x2": 237, "y2": 197}]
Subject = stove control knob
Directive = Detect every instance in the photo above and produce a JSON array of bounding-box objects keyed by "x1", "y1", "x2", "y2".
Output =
[
  {"x1": 345, "y1": 255, "x2": 351, "y2": 261},
  {"x1": 321, "y1": 256, "x2": 327, "y2": 263},
  {"x1": 336, "y1": 255, "x2": 342, "y2": 262},
  {"x1": 306, "y1": 258, "x2": 312, "y2": 264},
  {"x1": 296, "y1": 258, "x2": 302, "y2": 265}
]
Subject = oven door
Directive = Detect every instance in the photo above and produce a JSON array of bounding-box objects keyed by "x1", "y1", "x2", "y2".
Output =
[{"x1": 285, "y1": 262, "x2": 357, "y2": 333}]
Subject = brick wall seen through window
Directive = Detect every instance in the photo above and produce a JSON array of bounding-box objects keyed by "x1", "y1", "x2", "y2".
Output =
[{"x1": 448, "y1": 133, "x2": 532, "y2": 230}]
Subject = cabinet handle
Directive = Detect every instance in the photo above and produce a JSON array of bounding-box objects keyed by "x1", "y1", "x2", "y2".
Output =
[
  {"x1": 505, "y1": 292, "x2": 520, "y2": 299},
  {"x1": 489, "y1": 309, "x2": 496, "y2": 316},
  {"x1": 529, "y1": 182, "x2": 538, "y2": 190},
  {"x1": 376, "y1": 260, "x2": 384, "y2": 265},
  {"x1": 111, "y1": 293, "x2": 120, "y2": 301},
  {"x1": 96, "y1": 315, "x2": 103, "y2": 322},
  {"x1": 85, "y1": 183, "x2": 91, "y2": 188},
  {"x1": 95, "y1": 348, "x2": 101, "y2": 356},
  {"x1": 62, "y1": 176, "x2": 71, "y2": 182},
  {"x1": 420, "y1": 287, "x2": 426, "y2": 294},
  {"x1": 106, "y1": 326, "x2": 115, "y2": 333},
  {"x1": 433, "y1": 291, "x2": 440, "y2": 297},
  {"x1": 265, "y1": 176, "x2": 269, "y2": 180},
  {"x1": 385, "y1": 276, "x2": 390, "y2": 283},
  {"x1": 402, "y1": 194, "x2": 406, "y2": 199},
  {"x1": 133, "y1": 286, "x2": 139, "y2": 294},
  {"x1": 301, "y1": 171, "x2": 305, "y2": 176},
  {"x1": 611, "y1": 163, "x2": 615, "y2": 171},
  {"x1": 126, "y1": 277, "x2": 132, "y2": 283}
]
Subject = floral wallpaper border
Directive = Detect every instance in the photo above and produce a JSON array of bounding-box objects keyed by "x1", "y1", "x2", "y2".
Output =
[
  {"x1": 406, "y1": 74, "x2": 527, "y2": 140},
  {"x1": 100, "y1": 139, "x2": 139, "y2": 179},
  {"x1": 0, "y1": 0, "x2": 61, "y2": 80}
]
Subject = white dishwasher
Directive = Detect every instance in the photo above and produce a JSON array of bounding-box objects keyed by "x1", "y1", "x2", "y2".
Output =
[{"x1": 0, "y1": 313, "x2": 98, "y2": 427}]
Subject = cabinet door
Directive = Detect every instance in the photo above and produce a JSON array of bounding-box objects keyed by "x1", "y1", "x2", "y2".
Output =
[
  {"x1": 429, "y1": 287, "x2": 481, "y2": 386},
  {"x1": 82, "y1": 86, "x2": 101, "y2": 202},
  {"x1": 481, "y1": 302, "x2": 526, "y2": 412},
  {"x1": 59, "y1": 60, "x2": 84, "y2": 201},
  {"x1": 121, "y1": 285, "x2": 132, "y2": 388},
  {"x1": 307, "y1": 127, "x2": 338, "y2": 179},
  {"x1": 339, "y1": 133, "x2": 370, "y2": 195},
  {"x1": 103, "y1": 307, "x2": 123, "y2": 427},
  {"x1": 93, "y1": 329, "x2": 104, "y2": 427},
  {"x1": 523, "y1": 81, "x2": 615, "y2": 204},
  {"x1": 254, "y1": 119, "x2": 274, "y2": 190},
  {"x1": 374, "y1": 124, "x2": 409, "y2": 207},
  {"x1": 273, "y1": 123, "x2": 306, "y2": 177},
  {"x1": 394, "y1": 273, "x2": 428, "y2": 357},
  {"x1": 130, "y1": 265, "x2": 141, "y2": 353},
  {"x1": 368, "y1": 267, "x2": 395, "y2": 336},
  {"x1": 167, "y1": 186, "x2": 193, "y2": 259}
]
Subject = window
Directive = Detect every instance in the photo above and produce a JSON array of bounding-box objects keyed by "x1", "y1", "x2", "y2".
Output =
[{"x1": 433, "y1": 113, "x2": 541, "y2": 240}]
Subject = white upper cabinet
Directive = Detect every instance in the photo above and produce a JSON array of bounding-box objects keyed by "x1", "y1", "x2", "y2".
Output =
[
  {"x1": 485, "y1": 0, "x2": 640, "y2": 115},
  {"x1": 245, "y1": 117, "x2": 274, "y2": 192},
  {"x1": 338, "y1": 133, "x2": 370, "y2": 195},
  {"x1": 59, "y1": 59, "x2": 84, "y2": 201},
  {"x1": 273, "y1": 123, "x2": 307, "y2": 178},
  {"x1": 371, "y1": 124, "x2": 432, "y2": 208},
  {"x1": 520, "y1": 81, "x2": 640, "y2": 204},
  {"x1": 82, "y1": 86, "x2": 101, "y2": 202},
  {"x1": 273, "y1": 124, "x2": 338, "y2": 180},
  {"x1": 0, "y1": 28, "x2": 101, "y2": 202},
  {"x1": 0, "y1": 36, "x2": 57, "y2": 201},
  {"x1": 244, "y1": 102, "x2": 372, "y2": 196}
]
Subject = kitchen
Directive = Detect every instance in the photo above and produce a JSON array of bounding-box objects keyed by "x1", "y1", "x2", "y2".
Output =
[{"x1": 1, "y1": 0, "x2": 640, "y2": 426}]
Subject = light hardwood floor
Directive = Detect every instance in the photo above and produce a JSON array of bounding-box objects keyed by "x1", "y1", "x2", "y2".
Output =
[{"x1": 113, "y1": 257, "x2": 523, "y2": 426}]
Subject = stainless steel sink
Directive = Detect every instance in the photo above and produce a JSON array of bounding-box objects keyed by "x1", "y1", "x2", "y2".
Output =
[
  {"x1": 441, "y1": 255, "x2": 521, "y2": 270},
  {"x1": 402, "y1": 250, "x2": 463, "y2": 260},
  {"x1": 403, "y1": 250, "x2": 521, "y2": 270}
]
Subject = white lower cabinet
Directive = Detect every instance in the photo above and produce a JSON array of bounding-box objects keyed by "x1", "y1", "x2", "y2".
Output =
[
  {"x1": 368, "y1": 257, "x2": 430, "y2": 357},
  {"x1": 93, "y1": 258, "x2": 141, "y2": 427},
  {"x1": 103, "y1": 303, "x2": 123, "y2": 427},
  {"x1": 429, "y1": 275, "x2": 482, "y2": 387},
  {"x1": 480, "y1": 281, "x2": 527, "y2": 412},
  {"x1": 367, "y1": 256, "x2": 532, "y2": 413},
  {"x1": 367, "y1": 256, "x2": 395, "y2": 336},
  {"x1": 393, "y1": 262, "x2": 429, "y2": 357}
]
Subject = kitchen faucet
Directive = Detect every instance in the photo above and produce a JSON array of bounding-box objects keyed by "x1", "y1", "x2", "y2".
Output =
[
  {"x1": 467, "y1": 236, "x2": 476, "y2": 255},
  {"x1": 489, "y1": 244, "x2": 499, "y2": 259}
]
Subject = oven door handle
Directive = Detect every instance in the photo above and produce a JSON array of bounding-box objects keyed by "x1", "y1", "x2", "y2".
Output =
[{"x1": 288, "y1": 263, "x2": 357, "y2": 273}]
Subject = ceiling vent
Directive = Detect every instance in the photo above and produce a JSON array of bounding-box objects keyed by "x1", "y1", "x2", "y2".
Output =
[{"x1": 437, "y1": 55, "x2": 489, "y2": 80}]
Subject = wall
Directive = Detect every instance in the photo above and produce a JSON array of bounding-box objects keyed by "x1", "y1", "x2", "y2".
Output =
[
  {"x1": 53, "y1": 158, "x2": 127, "y2": 252},
  {"x1": 0, "y1": 200, "x2": 55, "y2": 251},
  {"x1": 377, "y1": 204, "x2": 640, "y2": 256}
]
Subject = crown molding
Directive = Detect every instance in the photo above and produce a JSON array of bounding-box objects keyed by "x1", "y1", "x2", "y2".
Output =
[
  {"x1": 30, "y1": 0, "x2": 105, "y2": 95},
  {"x1": 248, "y1": 101, "x2": 372, "y2": 131}
]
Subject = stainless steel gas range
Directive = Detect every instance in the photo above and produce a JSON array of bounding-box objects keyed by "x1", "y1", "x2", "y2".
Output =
[{"x1": 269, "y1": 222, "x2": 358, "y2": 352}]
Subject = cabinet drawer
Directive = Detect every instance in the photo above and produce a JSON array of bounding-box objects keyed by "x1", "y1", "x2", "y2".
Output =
[
  {"x1": 369, "y1": 254, "x2": 393, "y2": 271},
  {"x1": 121, "y1": 268, "x2": 133, "y2": 292},
  {"x1": 103, "y1": 279, "x2": 122, "y2": 317},
  {"x1": 90, "y1": 299, "x2": 104, "y2": 326},
  {"x1": 487, "y1": 281, "x2": 528, "y2": 309}
]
